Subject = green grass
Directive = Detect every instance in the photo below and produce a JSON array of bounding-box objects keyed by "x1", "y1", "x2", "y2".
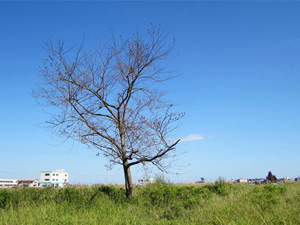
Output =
[{"x1": 0, "y1": 182, "x2": 299, "y2": 224}]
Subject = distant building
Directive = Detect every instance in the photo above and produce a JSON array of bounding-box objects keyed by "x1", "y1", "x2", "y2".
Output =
[
  {"x1": 136, "y1": 178, "x2": 154, "y2": 186},
  {"x1": 224, "y1": 180, "x2": 236, "y2": 184},
  {"x1": 40, "y1": 169, "x2": 68, "y2": 188},
  {"x1": 0, "y1": 179, "x2": 18, "y2": 188},
  {"x1": 283, "y1": 177, "x2": 293, "y2": 182},
  {"x1": 182, "y1": 181, "x2": 196, "y2": 185},
  {"x1": 248, "y1": 178, "x2": 265, "y2": 185},
  {"x1": 195, "y1": 177, "x2": 206, "y2": 183},
  {"x1": 236, "y1": 179, "x2": 248, "y2": 184},
  {"x1": 17, "y1": 179, "x2": 39, "y2": 187}
]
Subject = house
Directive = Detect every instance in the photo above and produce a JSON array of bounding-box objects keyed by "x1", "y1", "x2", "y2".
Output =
[
  {"x1": 17, "y1": 179, "x2": 39, "y2": 187},
  {"x1": 40, "y1": 169, "x2": 68, "y2": 188},
  {"x1": 0, "y1": 179, "x2": 18, "y2": 188}
]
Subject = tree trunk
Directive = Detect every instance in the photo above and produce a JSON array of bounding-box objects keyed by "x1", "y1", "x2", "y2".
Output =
[{"x1": 123, "y1": 161, "x2": 134, "y2": 198}]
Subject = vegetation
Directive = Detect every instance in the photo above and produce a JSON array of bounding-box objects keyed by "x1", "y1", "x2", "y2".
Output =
[
  {"x1": 34, "y1": 25, "x2": 183, "y2": 197},
  {"x1": 0, "y1": 182, "x2": 300, "y2": 224},
  {"x1": 267, "y1": 171, "x2": 278, "y2": 183}
]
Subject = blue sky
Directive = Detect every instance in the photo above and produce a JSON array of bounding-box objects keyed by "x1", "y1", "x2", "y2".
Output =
[{"x1": 0, "y1": 2, "x2": 299, "y2": 184}]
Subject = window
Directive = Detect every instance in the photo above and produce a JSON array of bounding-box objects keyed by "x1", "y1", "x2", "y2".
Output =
[
  {"x1": 65, "y1": 174, "x2": 68, "y2": 177},
  {"x1": 45, "y1": 173, "x2": 50, "y2": 176},
  {"x1": 52, "y1": 179, "x2": 55, "y2": 181},
  {"x1": 45, "y1": 179, "x2": 49, "y2": 181},
  {"x1": 53, "y1": 174, "x2": 55, "y2": 176},
  {"x1": 56, "y1": 179, "x2": 58, "y2": 181},
  {"x1": 56, "y1": 174, "x2": 59, "y2": 176}
]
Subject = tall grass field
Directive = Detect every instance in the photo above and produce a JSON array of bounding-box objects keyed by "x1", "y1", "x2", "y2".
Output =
[{"x1": 0, "y1": 181, "x2": 299, "y2": 224}]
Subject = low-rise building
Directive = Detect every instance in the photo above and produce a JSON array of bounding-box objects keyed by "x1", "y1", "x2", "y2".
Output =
[
  {"x1": 248, "y1": 178, "x2": 265, "y2": 185},
  {"x1": 136, "y1": 178, "x2": 154, "y2": 186},
  {"x1": 17, "y1": 179, "x2": 39, "y2": 187},
  {"x1": 195, "y1": 177, "x2": 206, "y2": 183},
  {"x1": 283, "y1": 177, "x2": 294, "y2": 183},
  {"x1": 224, "y1": 180, "x2": 236, "y2": 184},
  {"x1": 236, "y1": 179, "x2": 248, "y2": 184},
  {"x1": 40, "y1": 169, "x2": 68, "y2": 188},
  {"x1": 0, "y1": 179, "x2": 18, "y2": 188},
  {"x1": 182, "y1": 181, "x2": 196, "y2": 185}
]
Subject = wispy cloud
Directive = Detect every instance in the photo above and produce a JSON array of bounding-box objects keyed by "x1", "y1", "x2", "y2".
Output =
[{"x1": 180, "y1": 134, "x2": 204, "y2": 142}]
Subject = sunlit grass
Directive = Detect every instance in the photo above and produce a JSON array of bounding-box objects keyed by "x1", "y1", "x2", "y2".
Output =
[{"x1": 0, "y1": 182, "x2": 299, "y2": 224}]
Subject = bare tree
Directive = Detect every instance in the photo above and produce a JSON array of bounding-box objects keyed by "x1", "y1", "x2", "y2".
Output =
[{"x1": 34, "y1": 25, "x2": 184, "y2": 197}]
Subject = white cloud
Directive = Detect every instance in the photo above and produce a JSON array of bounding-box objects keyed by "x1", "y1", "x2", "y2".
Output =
[{"x1": 180, "y1": 134, "x2": 204, "y2": 142}]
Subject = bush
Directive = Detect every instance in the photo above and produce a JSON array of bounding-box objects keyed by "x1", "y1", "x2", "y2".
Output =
[
  {"x1": 56, "y1": 187, "x2": 88, "y2": 205},
  {"x1": 0, "y1": 190, "x2": 11, "y2": 209},
  {"x1": 138, "y1": 184, "x2": 213, "y2": 209},
  {"x1": 205, "y1": 178, "x2": 233, "y2": 196},
  {"x1": 96, "y1": 185, "x2": 127, "y2": 203},
  {"x1": 251, "y1": 184, "x2": 286, "y2": 209}
]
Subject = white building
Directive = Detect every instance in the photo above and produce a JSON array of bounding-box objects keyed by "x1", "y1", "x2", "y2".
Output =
[
  {"x1": 40, "y1": 169, "x2": 68, "y2": 188},
  {"x1": 0, "y1": 179, "x2": 18, "y2": 188},
  {"x1": 283, "y1": 177, "x2": 294, "y2": 183},
  {"x1": 136, "y1": 178, "x2": 154, "y2": 186},
  {"x1": 236, "y1": 179, "x2": 248, "y2": 184}
]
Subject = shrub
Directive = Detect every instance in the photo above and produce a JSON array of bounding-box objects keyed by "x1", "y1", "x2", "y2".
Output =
[
  {"x1": 137, "y1": 184, "x2": 213, "y2": 212},
  {"x1": 251, "y1": 184, "x2": 286, "y2": 209},
  {"x1": 205, "y1": 178, "x2": 233, "y2": 196},
  {"x1": 56, "y1": 187, "x2": 87, "y2": 204},
  {"x1": 0, "y1": 190, "x2": 11, "y2": 209},
  {"x1": 96, "y1": 185, "x2": 126, "y2": 203}
]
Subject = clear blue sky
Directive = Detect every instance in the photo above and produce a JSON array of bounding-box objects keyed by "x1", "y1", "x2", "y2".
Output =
[{"x1": 0, "y1": 2, "x2": 299, "y2": 184}]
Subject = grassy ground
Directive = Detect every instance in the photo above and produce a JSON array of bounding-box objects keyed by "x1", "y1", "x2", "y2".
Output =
[{"x1": 0, "y1": 181, "x2": 299, "y2": 225}]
